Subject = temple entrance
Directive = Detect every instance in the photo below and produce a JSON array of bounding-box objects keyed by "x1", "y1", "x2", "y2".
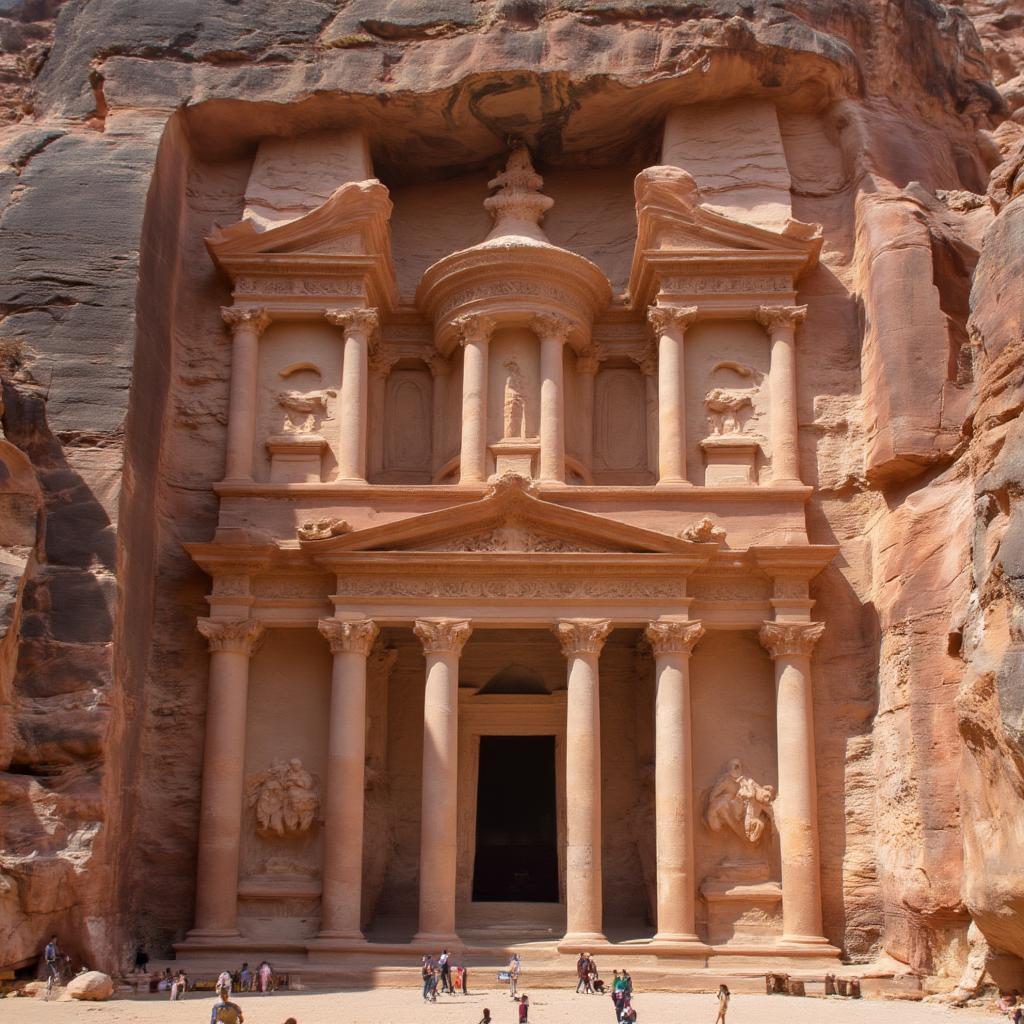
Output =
[{"x1": 471, "y1": 735, "x2": 559, "y2": 902}]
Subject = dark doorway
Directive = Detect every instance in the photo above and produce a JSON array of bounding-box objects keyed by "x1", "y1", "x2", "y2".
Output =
[{"x1": 472, "y1": 735, "x2": 559, "y2": 902}]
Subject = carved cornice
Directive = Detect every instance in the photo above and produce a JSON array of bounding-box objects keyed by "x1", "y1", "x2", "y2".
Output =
[
  {"x1": 318, "y1": 617, "x2": 380, "y2": 656},
  {"x1": 758, "y1": 620, "x2": 825, "y2": 659},
  {"x1": 221, "y1": 306, "x2": 271, "y2": 336},
  {"x1": 756, "y1": 305, "x2": 807, "y2": 332},
  {"x1": 454, "y1": 312, "x2": 498, "y2": 347},
  {"x1": 414, "y1": 617, "x2": 473, "y2": 655},
  {"x1": 197, "y1": 617, "x2": 265, "y2": 656},
  {"x1": 647, "y1": 304, "x2": 698, "y2": 335},
  {"x1": 325, "y1": 307, "x2": 380, "y2": 341},
  {"x1": 553, "y1": 617, "x2": 612, "y2": 657},
  {"x1": 644, "y1": 618, "x2": 705, "y2": 656},
  {"x1": 531, "y1": 312, "x2": 574, "y2": 345}
]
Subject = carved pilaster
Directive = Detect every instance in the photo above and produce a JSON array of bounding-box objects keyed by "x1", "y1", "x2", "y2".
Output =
[
  {"x1": 221, "y1": 306, "x2": 271, "y2": 336},
  {"x1": 759, "y1": 620, "x2": 825, "y2": 659},
  {"x1": 647, "y1": 304, "x2": 698, "y2": 335},
  {"x1": 368, "y1": 347, "x2": 400, "y2": 379},
  {"x1": 630, "y1": 342, "x2": 658, "y2": 376},
  {"x1": 197, "y1": 617, "x2": 265, "y2": 656},
  {"x1": 426, "y1": 351, "x2": 451, "y2": 377},
  {"x1": 414, "y1": 617, "x2": 473, "y2": 655},
  {"x1": 454, "y1": 312, "x2": 497, "y2": 347},
  {"x1": 318, "y1": 618, "x2": 380, "y2": 656},
  {"x1": 756, "y1": 305, "x2": 807, "y2": 332},
  {"x1": 325, "y1": 307, "x2": 380, "y2": 341},
  {"x1": 644, "y1": 618, "x2": 705, "y2": 657},
  {"x1": 554, "y1": 617, "x2": 612, "y2": 657}
]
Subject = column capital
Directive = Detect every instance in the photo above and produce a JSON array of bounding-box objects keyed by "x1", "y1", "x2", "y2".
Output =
[
  {"x1": 630, "y1": 341, "x2": 657, "y2": 376},
  {"x1": 647, "y1": 304, "x2": 698, "y2": 335},
  {"x1": 759, "y1": 620, "x2": 825, "y2": 659},
  {"x1": 454, "y1": 312, "x2": 497, "y2": 347},
  {"x1": 221, "y1": 306, "x2": 271, "y2": 336},
  {"x1": 576, "y1": 345, "x2": 604, "y2": 376},
  {"x1": 318, "y1": 617, "x2": 380, "y2": 656},
  {"x1": 554, "y1": 617, "x2": 612, "y2": 657},
  {"x1": 426, "y1": 351, "x2": 452, "y2": 377},
  {"x1": 756, "y1": 304, "x2": 807, "y2": 332},
  {"x1": 325, "y1": 307, "x2": 380, "y2": 341},
  {"x1": 368, "y1": 347, "x2": 400, "y2": 379},
  {"x1": 644, "y1": 618, "x2": 704, "y2": 656},
  {"x1": 414, "y1": 617, "x2": 473, "y2": 655},
  {"x1": 531, "y1": 312, "x2": 574, "y2": 344},
  {"x1": 197, "y1": 617, "x2": 265, "y2": 656}
]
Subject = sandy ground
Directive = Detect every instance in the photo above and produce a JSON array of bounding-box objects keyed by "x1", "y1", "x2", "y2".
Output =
[{"x1": 1, "y1": 987, "x2": 997, "y2": 1024}]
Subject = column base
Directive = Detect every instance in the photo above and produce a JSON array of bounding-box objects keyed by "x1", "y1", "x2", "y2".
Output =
[
  {"x1": 652, "y1": 931, "x2": 702, "y2": 945},
  {"x1": 781, "y1": 933, "x2": 834, "y2": 946},
  {"x1": 557, "y1": 931, "x2": 608, "y2": 952},
  {"x1": 333, "y1": 476, "x2": 368, "y2": 485},
  {"x1": 655, "y1": 477, "x2": 693, "y2": 487}
]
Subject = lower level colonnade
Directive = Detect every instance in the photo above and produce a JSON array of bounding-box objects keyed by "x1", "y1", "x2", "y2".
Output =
[{"x1": 187, "y1": 614, "x2": 831, "y2": 954}]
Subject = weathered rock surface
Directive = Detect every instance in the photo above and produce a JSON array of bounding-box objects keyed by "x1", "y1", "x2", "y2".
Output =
[{"x1": 0, "y1": 0, "x2": 1021, "y2": 986}]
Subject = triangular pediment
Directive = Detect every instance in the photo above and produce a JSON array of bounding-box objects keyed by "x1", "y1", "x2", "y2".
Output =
[{"x1": 300, "y1": 475, "x2": 712, "y2": 557}]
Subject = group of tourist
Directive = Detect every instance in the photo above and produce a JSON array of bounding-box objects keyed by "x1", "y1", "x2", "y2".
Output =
[
  {"x1": 218, "y1": 962, "x2": 277, "y2": 995},
  {"x1": 420, "y1": 949, "x2": 471, "y2": 1001},
  {"x1": 574, "y1": 952, "x2": 602, "y2": 994},
  {"x1": 1000, "y1": 990, "x2": 1024, "y2": 1023}
]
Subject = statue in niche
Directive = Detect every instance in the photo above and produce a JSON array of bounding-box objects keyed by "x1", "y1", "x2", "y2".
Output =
[
  {"x1": 246, "y1": 758, "x2": 320, "y2": 837},
  {"x1": 502, "y1": 358, "x2": 528, "y2": 439},
  {"x1": 704, "y1": 758, "x2": 775, "y2": 845},
  {"x1": 704, "y1": 361, "x2": 762, "y2": 436},
  {"x1": 276, "y1": 388, "x2": 335, "y2": 435}
]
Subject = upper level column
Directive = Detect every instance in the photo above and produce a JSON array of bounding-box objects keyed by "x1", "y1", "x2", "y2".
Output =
[
  {"x1": 317, "y1": 617, "x2": 380, "y2": 941},
  {"x1": 575, "y1": 346, "x2": 602, "y2": 473},
  {"x1": 455, "y1": 314, "x2": 497, "y2": 484},
  {"x1": 759, "y1": 619, "x2": 828, "y2": 945},
  {"x1": 647, "y1": 305, "x2": 698, "y2": 485},
  {"x1": 554, "y1": 617, "x2": 612, "y2": 947},
  {"x1": 533, "y1": 312, "x2": 573, "y2": 484},
  {"x1": 190, "y1": 617, "x2": 265, "y2": 937},
  {"x1": 221, "y1": 307, "x2": 271, "y2": 482},
  {"x1": 325, "y1": 308, "x2": 379, "y2": 483},
  {"x1": 756, "y1": 305, "x2": 807, "y2": 485},
  {"x1": 413, "y1": 617, "x2": 473, "y2": 944},
  {"x1": 368, "y1": 348, "x2": 400, "y2": 479}
]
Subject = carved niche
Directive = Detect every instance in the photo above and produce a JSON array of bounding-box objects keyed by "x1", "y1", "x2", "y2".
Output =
[
  {"x1": 703, "y1": 758, "x2": 775, "y2": 845},
  {"x1": 246, "y1": 758, "x2": 321, "y2": 838},
  {"x1": 383, "y1": 367, "x2": 433, "y2": 479},
  {"x1": 593, "y1": 365, "x2": 650, "y2": 482}
]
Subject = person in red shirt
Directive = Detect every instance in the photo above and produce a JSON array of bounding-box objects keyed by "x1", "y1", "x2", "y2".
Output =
[{"x1": 517, "y1": 993, "x2": 529, "y2": 1022}]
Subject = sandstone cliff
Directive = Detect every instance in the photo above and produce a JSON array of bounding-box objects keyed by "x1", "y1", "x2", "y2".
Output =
[{"x1": 0, "y1": 0, "x2": 1021, "y2": 984}]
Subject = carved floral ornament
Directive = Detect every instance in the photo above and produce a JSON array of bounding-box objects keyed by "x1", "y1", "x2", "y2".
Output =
[
  {"x1": 454, "y1": 312, "x2": 498, "y2": 348},
  {"x1": 531, "y1": 312, "x2": 574, "y2": 345},
  {"x1": 553, "y1": 617, "x2": 612, "y2": 657},
  {"x1": 414, "y1": 617, "x2": 473, "y2": 655},
  {"x1": 197, "y1": 617, "x2": 265, "y2": 656},
  {"x1": 324, "y1": 307, "x2": 380, "y2": 342},
  {"x1": 318, "y1": 617, "x2": 380, "y2": 656},
  {"x1": 221, "y1": 305, "x2": 271, "y2": 336},
  {"x1": 704, "y1": 758, "x2": 775, "y2": 845},
  {"x1": 758, "y1": 620, "x2": 826, "y2": 658},
  {"x1": 755, "y1": 304, "x2": 808, "y2": 333},
  {"x1": 643, "y1": 618, "x2": 705, "y2": 656},
  {"x1": 647, "y1": 304, "x2": 698, "y2": 335},
  {"x1": 245, "y1": 757, "x2": 320, "y2": 838}
]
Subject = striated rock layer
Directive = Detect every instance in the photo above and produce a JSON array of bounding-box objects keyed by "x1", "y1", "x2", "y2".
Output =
[{"x1": 0, "y1": 0, "x2": 1021, "y2": 983}]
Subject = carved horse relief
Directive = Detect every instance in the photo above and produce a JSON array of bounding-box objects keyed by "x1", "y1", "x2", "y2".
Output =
[
  {"x1": 704, "y1": 360, "x2": 762, "y2": 436},
  {"x1": 276, "y1": 362, "x2": 334, "y2": 435}
]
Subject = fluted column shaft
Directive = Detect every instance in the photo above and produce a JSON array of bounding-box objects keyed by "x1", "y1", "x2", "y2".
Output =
[
  {"x1": 221, "y1": 307, "x2": 270, "y2": 482},
  {"x1": 760, "y1": 620, "x2": 827, "y2": 943},
  {"x1": 317, "y1": 618, "x2": 380, "y2": 939},
  {"x1": 456, "y1": 315, "x2": 496, "y2": 484},
  {"x1": 645, "y1": 618, "x2": 705, "y2": 943},
  {"x1": 647, "y1": 305, "x2": 697, "y2": 485},
  {"x1": 757, "y1": 305, "x2": 807, "y2": 485},
  {"x1": 327, "y1": 308, "x2": 379, "y2": 483},
  {"x1": 413, "y1": 618, "x2": 473, "y2": 943},
  {"x1": 555, "y1": 618, "x2": 612, "y2": 945},
  {"x1": 191, "y1": 618, "x2": 265, "y2": 936},
  {"x1": 534, "y1": 314, "x2": 572, "y2": 483}
]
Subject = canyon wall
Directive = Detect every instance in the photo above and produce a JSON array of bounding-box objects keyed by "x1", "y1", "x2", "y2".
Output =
[{"x1": 0, "y1": 0, "x2": 1022, "y2": 982}]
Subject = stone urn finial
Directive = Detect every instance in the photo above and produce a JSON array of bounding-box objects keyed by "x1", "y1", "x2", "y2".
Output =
[{"x1": 483, "y1": 146, "x2": 554, "y2": 244}]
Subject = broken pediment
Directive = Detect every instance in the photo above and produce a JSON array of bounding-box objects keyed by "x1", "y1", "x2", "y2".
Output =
[
  {"x1": 628, "y1": 166, "x2": 823, "y2": 310},
  {"x1": 300, "y1": 474, "x2": 713, "y2": 557}
]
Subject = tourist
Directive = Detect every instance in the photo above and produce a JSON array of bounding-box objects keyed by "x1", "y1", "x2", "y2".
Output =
[
  {"x1": 576, "y1": 953, "x2": 589, "y2": 993},
  {"x1": 43, "y1": 936, "x2": 60, "y2": 987},
  {"x1": 611, "y1": 971, "x2": 624, "y2": 1020},
  {"x1": 478, "y1": 1010, "x2": 491, "y2": 1024},
  {"x1": 216, "y1": 969, "x2": 232, "y2": 995},
  {"x1": 175, "y1": 971, "x2": 188, "y2": 1000},
  {"x1": 622, "y1": 968, "x2": 633, "y2": 1003},
  {"x1": 714, "y1": 984, "x2": 730, "y2": 1023},
  {"x1": 421, "y1": 956, "x2": 434, "y2": 1002},
  {"x1": 210, "y1": 988, "x2": 244, "y2": 1024},
  {"x1": 158, "y1": 968, "x2": 174, "y2": 992},
  {"x1": 257, "y1": 961, "x2": 274, "y2": 994},
  {"x1": 460, "y1": 962, "x2": 470, "y2": 995},
  {"x1": 620, "y1": 1007, "x2": 637, "y2": 1023},
  {"x1": 239, "y1": 963, "x2": 252, "y2": 991},
  {"x1": 517, "y1": 994, "x2": 529, "y2": 1023},
  {"x1": 439, "y1": 948, "x2": 453, "y2": 994},
  {"x1": 133, "y1": 944, "x2": 149, "y2": 974},
  {"x1": 588, "y1": 956, "x2": 601, "y2": 993},
  {"x1": 169, "y1": 971, "x2": 182, "y2": 1001},
  {"x1": 508, "y1": 954, "x2": 521, "y2": 999}
]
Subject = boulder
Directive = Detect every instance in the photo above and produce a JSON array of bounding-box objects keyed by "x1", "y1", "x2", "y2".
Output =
[{"x1": 66, "y1": 972, "x2": 114, "y2": 1001}]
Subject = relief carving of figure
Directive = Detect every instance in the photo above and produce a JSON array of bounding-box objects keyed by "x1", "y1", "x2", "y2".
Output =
[
  {"x1": 704, "y1": 361, "x2": 763, "y2": 436},
  {"x1": 704, "y1": 758, "x2": 775, "y2": 845},
  {"x1": 246, "y1": 758, "x2": 320, "y2": 837},
  {"x1": 297, "y1": 517, "x2": 350, "y2": 541},
  {"x1": 276, "y1": 388, "x2": 335, "y2": 434},
  {"x1": 502, "y1": 358, "x2": 528, "y2": 439}
]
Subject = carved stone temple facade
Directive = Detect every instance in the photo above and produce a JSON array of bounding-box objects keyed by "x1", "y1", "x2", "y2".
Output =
[{"x1": 176, "y1": 127, "x2": 845, "y2": 967}]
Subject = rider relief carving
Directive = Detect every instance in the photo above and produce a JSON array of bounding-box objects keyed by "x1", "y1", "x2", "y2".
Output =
[
  {"x1": 704, "y1": 360, "x2": 763, "y2": 437},
  {"x1": 704, "y1": 758, "x2": 775, "y2": 845},
  {"x1": 246, "y1": 758, "x2": 321, "y2": 837}
]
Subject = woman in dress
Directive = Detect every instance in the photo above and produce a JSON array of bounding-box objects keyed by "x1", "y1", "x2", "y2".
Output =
[{"x1": 714, "y1": 984, "x2": 730, "y2": 1023}]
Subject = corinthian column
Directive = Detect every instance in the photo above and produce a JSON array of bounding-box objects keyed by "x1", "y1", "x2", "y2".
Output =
[
  {"x1": 221, "y1": 307, "x2": 271, "y2": 482},
  {"x1": 455, "y1": 314, "x2": 497, "y2": 484},
  {"x1": 325, "y1": 308, "x2": 379, "y2": 483},
  {"x1": 759, "y1": 619, "x2": 828, "y2": 944},
  {"x1": 533, "y1": 313, "x2": 573, "y2": 484},
  {"x1": 317, "y1": 617, "x2": 379, "y2": 940},
  {"x1": 413, "y1": 617, "x2": 473, "y2": 944},
  {"x1": 647, "y1": 305, "x2": 698, "y2": 485},
  {"x1": 554, "y1": 618, "x2": 612, "y2": 946},
  {"x1": 756, "y1": 305, "x2": 807, "y2": 485},
  {"x1": 644, "y1": 617, "x2": 705, "y2": 944},
  {"x1": 190, "y1": 618, "x2": 265, "y2": 937}
]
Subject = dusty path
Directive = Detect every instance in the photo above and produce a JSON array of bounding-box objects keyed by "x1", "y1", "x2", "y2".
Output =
[{"x1": 2, "y1": 987, "x2": 995, "y2": 1024}]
